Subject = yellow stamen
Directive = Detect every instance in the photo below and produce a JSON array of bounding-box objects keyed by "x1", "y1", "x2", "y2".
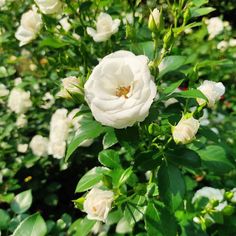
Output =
[{"x1": 116, "y1": 86, "x2": 131, "y2": 98}]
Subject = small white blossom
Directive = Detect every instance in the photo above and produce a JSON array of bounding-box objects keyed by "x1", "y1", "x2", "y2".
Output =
[
  {"x1": 197, "y1": 80, "x2": 225, "y2": 108},
  {"x1": 59, "y1": 17, "x2": 71, "y2": 32},
  {"x1": 17, "y1": 144, "x2": 28, "y2": 153},
  {"x1": 217, "y1": 40, "x2": 228, "y2": 51},
  {"x1": 0, "y1": 83, "x2": 9, "y2": 97},
  {"x1": 30, "y1": 135, "x2": 49, "y2": 157},
  {"x1": 8, "y1": 88, "x2": 32, "y2": 114},
  {"x1": 206, "y1": 17, "x2": 224, "y2": 40},
  {"x1": 16, "y1": 114, "x2": 28, "y2": 128},
  {"x1": 15, "y1": 7, "x2": 42, "y2": 46},
  {"x1": 87, "y1": 13, "x2": 120, "y2": 42}
]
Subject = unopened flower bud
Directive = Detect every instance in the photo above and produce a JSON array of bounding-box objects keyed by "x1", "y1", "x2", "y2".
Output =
[{"x1": 148, "y1": 8, "x2": 163, "y2": 33}]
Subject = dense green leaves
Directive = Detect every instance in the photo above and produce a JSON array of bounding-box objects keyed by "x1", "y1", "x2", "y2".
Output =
[
  {"x1": 10, "y1": 190, "x2": 32, "y2": 214},
  {"x1": 158, "y1": 162, "x2": 186, "y2": 211},
  {"x1": 197, "y1": 145, "x2": 234, "y2": 174},
  {"x1": 12, "y1": 213, "x2": 47, "y2": 236},
  {"x1": 0, "y1": 209, "x2": 10, "y2": 230}
]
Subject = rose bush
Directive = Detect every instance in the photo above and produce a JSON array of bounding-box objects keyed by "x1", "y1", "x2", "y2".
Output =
[{"x1": 1, "y1": 0, "x2": 236, "y2": 236}]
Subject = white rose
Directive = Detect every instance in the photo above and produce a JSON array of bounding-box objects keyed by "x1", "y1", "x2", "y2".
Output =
[
  {"x1": 229, "y1": 38, "x2": 236, "y2": 47},
  {"x1": 48, "y1": 141, "x2": 66, "y2": 159},
  {"x1": 172, "y1": 116, "x2": 200, "y2": 144},
  {"x1": 217, "y1": 40, "x2": 228, "y2": 51},
  {"x1": 48, "y1": 109, "x2": 69, "y2": 159},
  {"x1": 192, "y1": 187, "x2": 224, "y2": 204},
  {"x1": 84, "y1": 50, "x2": 157, "y2": 129},
  {"x1": 215, "y1": 201, "x2": 227, "y2": 211},
  {"x1": 14, "y1": 77, "x2": 22, "y2": 86},
  {"x1": 34, "y1": 0, "x2": 62, "y2": 15},
  {"x1": 58, "y1": 76, "x2": 83, "y2": 99},
  {"x1": 206, "y1": 17, "x2": 224, "y2": 40},
  {"x1": 0, "y1": 83, "x2": 9, "y2": 97},
  {"x1": 30, "y1": 135, "x2": 49, "y2": 157},
  {"x1": 8, "y1": 88, "x2": 32, "y2": 114},
  {"x1": 15, "y1": 7, "x2": 42, "y2": 46},
  {"x1": 87, "y1": 13, "x2": 120, "y2": 42},
  {"x1": 17, "y1": 144, "x2": 28, "y2": 153},
  {"x1": 68, "y1": 109, "x2": 93, "y2": 147},
  {"x1": 0, "y1": 0, "x2": 6, "y2": 8},
  {"x1": 197, "y1": 80, "x2": 225, "y2": 108},
  {"x1": 16, "y1": 114, "x2": 28, "y2": 128},
  {"x1": 59, "y1": 17, "x2": 71, "y2": 32},
  {"x1": 83, "y1": 188, "x2": 114, "y2": 222}
]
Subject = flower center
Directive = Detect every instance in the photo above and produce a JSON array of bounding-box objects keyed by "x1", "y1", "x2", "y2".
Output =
[{"x1": 116, "y1": 86, "x2": 131, "y2": 98}]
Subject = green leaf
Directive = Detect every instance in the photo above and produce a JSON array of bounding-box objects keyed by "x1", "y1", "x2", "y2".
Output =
[
  {"x1": 98, "y1": 150, "x2": 121, "y2": 169},
  {"x1": 167, "y1": 148, "x2": 201, "y2": 169},
  {"x1": 190, "y1": 7, "x2": 215, "y2": 18},
  {"x1": 145, "y1": 202, "x2": 177, "y2": 236},
  {"x1": 0, "y1": 209, "x2": 10, "y2": 230},
  {"x1": 65, "y1": 120, "x2": 105, "y2": 161},
  {"x1": 80, "y1": 1, "x2": 93, "y2": 11},
  {"x1": 162, "y1": 79, "x2": 184, "y2": 95},
  {"x1": 196, "y1": 145, "x2": 234, "y2": 174},
  {"x1": 72, "y1": 217, "x2": 96, "y2": 236},
  {"x1": 124, "y1": 195, "x2": 146, "y2": 225},
  {"x1": 11, "y1": 190, "x2": 32, "y2": 214},
  {"x1": 158, "y1": 162, "x2": 185, "y2": 211},
  {"x1": 192, "y1": 0, "x2": 208, "y2": 7},
  {"x1": 102, "y1": 128, "x2": 118, "y2": 149},
  {"x1": 39, "y1": 37, "x2": 69, "y2": 48},
  {"x1": 173, "y1": 89, "x2": 208, "y2": 100},
  {"x1": 117, "y1": 167, "x2": 133, "y2": 187},
  {"x1": 158, "y1": 56, "x2": 187, "y2": 78},
  {"x1": 75, "y1": 167, "x2": 106, "y2": 193},
  {"x1": 12, "y1": 213, "x2": 47, "y2": 236}
]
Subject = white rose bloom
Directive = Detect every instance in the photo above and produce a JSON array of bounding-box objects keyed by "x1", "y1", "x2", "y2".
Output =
[
  {"x1": 48, "y1": 109, "x2": 69, "y2": 159},
  {"x1": 58, "y1": 76, "x2": 83, "y2": 99},
  {"x1": 16, "y1": 114, "x2": 28, "y2": 128},
  {"x1": 59, "y1": 17, "x2": 71, "y2": 32},
  {"x1": 217, "y1": 40, "x2": 228, "y2": 51},
  {"x1": 197, "y1": 80, "x2": 225, "y2": 108},
  {"x1": 30, "y1": 135, "x2": 49, "y2": 157},
  {"x1": 0, "y1": 83, "x2": 9, "y2": 97},
  {"x1": 8, "y1": 88, "x2": 32, "y2": 114},
  {"x1": 15, "y1": 7, "x2": 43, "y2": 46},
  {"x1": 34, "y1": 0, "x2": 62, "y2": 15},
  {"x1": 68, "y1": 109, "x2": 93, "y2": 147},
  {"x1": 84, "y1": 188, "x2": 114, "y2": 222},
  {"x1": 84, "y1": 50, "x2": 157, "y2": 129},
  {"x1": 17, "y1": 144, "x2": 28, "y2": 153},
  {"x1": 192, "y1": 187, "x2": 224, "y2": 203},
  {"x1": 215, "y1": 201, "x2": 227, "y2": 211},
  {"x1": 172, "y1": 116, "x2": 200, "y2": 144},
  {"x1": 14, "y1": 77, "x2": 22, "y2": 86},
  {"x1": 0, "y1": 0, "x2": 6, "y2": 7},
  {"x1": 229, "y1": 38, "x2": 236, "y2": 47},
  {"x1": 87, "y1": 13, "x2": 120, "y2": 42},
  {"x1": 230, "y1": 188, "x2": 236, "y2": 203},
  {"x1": 206, "y1": 17, "x2": 224, "y2": 40}
]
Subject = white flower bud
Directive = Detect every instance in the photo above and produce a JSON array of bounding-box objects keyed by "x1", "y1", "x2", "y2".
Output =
[
  {"x1": 148, "y1": 8, "x2": 162, "y2": 32},
  {"x1": 197, "y1": 80, "x2": 225, "y2": 108},
  {"x1": 172, "y1": 116, "x2": 199, "y2": 144},
  {"x1": 17, "y1": 144, "x2": 28, "y2": 153},
  {"x1": 83, "y1": 188, "x2": 114, "y2": 222},
  {"x1": 206, "y1": 17, "x2": 224, "y2": 40}
]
